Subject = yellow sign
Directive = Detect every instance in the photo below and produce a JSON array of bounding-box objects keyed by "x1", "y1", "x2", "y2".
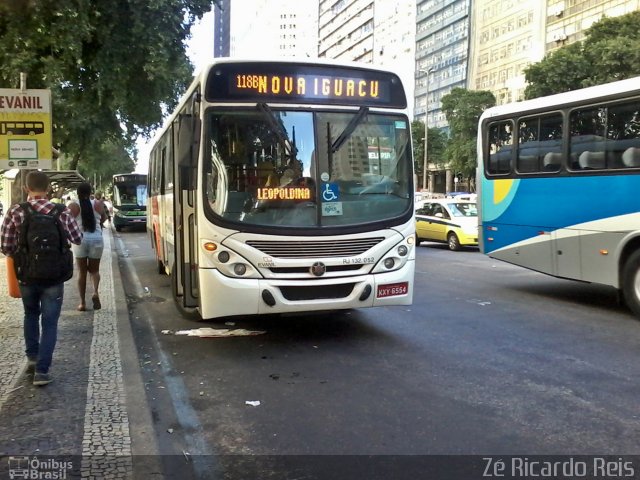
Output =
[{"x1": 0, "y1": 88, "x2": 53, "y2": 169}]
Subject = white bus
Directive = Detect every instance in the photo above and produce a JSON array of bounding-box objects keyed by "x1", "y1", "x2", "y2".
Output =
[
  {"x1": 112, "y1": 173, "x2": 147, "y2": 232},
  {"x1": 477, "y1": 76, "x2": 640, "y2": 318},
  {"x1": 148, "y1": 59, "x2": 416, "y2": 320}
]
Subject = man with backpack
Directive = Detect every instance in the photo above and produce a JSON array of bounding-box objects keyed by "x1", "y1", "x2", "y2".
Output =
[{"x1": 1, "y1": 171, "x2": 82, "y2": 386}]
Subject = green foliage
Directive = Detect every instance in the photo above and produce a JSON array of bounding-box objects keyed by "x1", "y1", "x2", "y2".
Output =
[
  {"x1": 0, "y1": 0, "x2": 220, "y2": 175},
  {"x1": 440, "y1": 88, "x2": 496, "y2": 179},
  {"x1": 410, "y1": 120, "x2": 447, "y2": 174},
  {"x1": 524, "y1": 11, "x2": 640, "y2": 99}
]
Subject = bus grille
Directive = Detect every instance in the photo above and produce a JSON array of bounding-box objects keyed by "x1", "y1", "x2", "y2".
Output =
[
  {"x1": 278, "y1": 284, "x2": 355, "y2": 301},
  {"x1": 246, "y1": 238, "x2": 384, "y2": 258},
  {"x1": 269, "y1": 265, "x2": 363, "y2": 274}
]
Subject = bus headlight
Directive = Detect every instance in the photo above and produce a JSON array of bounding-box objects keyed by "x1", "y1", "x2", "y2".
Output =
[
  {"x1": 201, "y1": 241, "x2": 261, "y2": 278},
  {"x1": 371, "y1": 237, "x2": 414, "y2": 274}
]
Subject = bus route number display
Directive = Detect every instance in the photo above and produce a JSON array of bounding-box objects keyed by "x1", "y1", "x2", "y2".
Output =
[{"x1": 232, "y1": 73, "x2": 389, "y2": 103}]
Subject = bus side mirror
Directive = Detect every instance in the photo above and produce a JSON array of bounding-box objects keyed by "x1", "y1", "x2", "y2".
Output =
[{"x1": 177, "y1": 114, "x2": 201, "y2": 167}]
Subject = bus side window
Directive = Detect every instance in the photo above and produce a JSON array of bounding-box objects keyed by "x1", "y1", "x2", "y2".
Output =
[{"x1": 487, "y1": 121, "x2": 513, "y2": 175}]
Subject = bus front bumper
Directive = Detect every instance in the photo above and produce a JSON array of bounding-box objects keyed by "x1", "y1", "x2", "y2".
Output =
[{"x1": 197, "y1": 265, "x2": 414, "y2": 320}]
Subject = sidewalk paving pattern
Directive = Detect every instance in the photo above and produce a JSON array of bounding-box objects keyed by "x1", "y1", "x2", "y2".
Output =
[{"x1": 0, "y1": 229, "x2": 140, "y2": 478}]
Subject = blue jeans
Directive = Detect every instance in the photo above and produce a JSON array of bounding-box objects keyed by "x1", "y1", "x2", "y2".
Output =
[{"x1": 19, "y1": 282, "x2": 64, "y2": 374}]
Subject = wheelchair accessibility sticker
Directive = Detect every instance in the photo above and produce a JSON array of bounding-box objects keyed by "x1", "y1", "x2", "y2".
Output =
[
  {"x1": 321, "y1": 183, "x2": 343, "y2": 216},
  {"x1": 322, "y1": 183, "x2": 339, "y2": 202}
]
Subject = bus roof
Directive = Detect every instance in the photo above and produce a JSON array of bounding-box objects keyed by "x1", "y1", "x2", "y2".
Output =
[{"x1": 480, "y1": 76, "x2": 640, "y2": 122}]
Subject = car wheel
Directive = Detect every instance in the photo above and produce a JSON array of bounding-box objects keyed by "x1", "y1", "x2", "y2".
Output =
[
  {"x1": 415, "y1": 234, "x2": 423, "y2": 246},
  {"x1": 622, "y1": 250, "x2": 640, "y2": 319},
  {"x1": 447, "y1": 232, "x2": 461, "y2": 251}
]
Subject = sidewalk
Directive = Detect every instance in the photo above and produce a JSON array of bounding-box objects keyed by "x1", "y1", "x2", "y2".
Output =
[{"x1": 0, "y1": 226, "x2": 160, "y2": 479}]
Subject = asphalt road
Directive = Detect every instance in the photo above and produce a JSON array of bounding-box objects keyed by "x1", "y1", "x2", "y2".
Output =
[{"x1": 114, "y1": 231, "x2": 640, "y2": 478}]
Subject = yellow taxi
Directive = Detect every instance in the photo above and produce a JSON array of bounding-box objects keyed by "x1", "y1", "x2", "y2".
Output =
[{"x1": 415, "y1": 199, "x2": 478, "y2": 251}]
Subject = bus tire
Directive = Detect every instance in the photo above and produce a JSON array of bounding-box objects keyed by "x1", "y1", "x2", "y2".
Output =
[
  {"x1": 447, "y1": 232, "x2": 461, "y2": 251},
  {"x1": 622, "y1": 250, "x2": 640, "y2": 319}
]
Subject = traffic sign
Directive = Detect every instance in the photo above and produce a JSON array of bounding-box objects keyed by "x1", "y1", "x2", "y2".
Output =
[{"x1": 0, "y1": 88, "x2": 53, "y2": 169}]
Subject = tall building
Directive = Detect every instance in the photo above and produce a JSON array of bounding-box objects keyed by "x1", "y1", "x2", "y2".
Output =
[
  {"x1": 230, "y1": 0, "x2": 318, "y2": 58},
  {"x1": 317, "y1": 0, "x2": 416, "y2": 116},
  {"x1": 545, "y1": 0, "x2": 640, "y2": 51},
  {"x1": 415, "y1": 0, "x2": 472, "y2": 129},
  {"x1": 414, "y1": 0, "x2": 472, "y2": 194},
  {"x1": 468, "y1": 0, "x2": 640, "y2": 106},
  {"x1": 468, "y1": 1, "x2": 545, "y2": 105},
  {"x1": 318, "y1": 0, "x2": 375, "y2": 62},
  {"x1": 213, "y1": 0, "x2": 231, "y2": 58}
]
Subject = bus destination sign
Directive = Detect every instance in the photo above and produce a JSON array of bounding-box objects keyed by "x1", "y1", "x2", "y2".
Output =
[
  {"x1": 206, "y1": 62, "x2": 407, "y2": 108},
  {"x1": 233, "y1": 74, "x2": 387, "y2": 103}
]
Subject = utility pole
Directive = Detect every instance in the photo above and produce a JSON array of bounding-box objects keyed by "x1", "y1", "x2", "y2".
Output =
[{"x1": 419, "y1": 67, "x2": 434, "y2": 191}]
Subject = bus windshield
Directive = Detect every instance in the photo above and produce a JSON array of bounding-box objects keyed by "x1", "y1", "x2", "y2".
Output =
[
  {"x1": 113, "y1": 181, "x2": 147, "y2": 207},
  {"x1": 204, "y1": 108, "x2": 412, "y2": 228}
]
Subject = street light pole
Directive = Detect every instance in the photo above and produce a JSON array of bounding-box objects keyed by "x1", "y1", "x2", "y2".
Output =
[{"x1": 420, "y1": 67, "x2": 433, "y2": 192}]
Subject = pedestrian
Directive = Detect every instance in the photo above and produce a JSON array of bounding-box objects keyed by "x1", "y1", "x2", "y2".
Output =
[
  {"x1": 94, "y1": 191, "x2": 111, "y2": 226},
  {"x1": 1, "y1": 171, "x2": 82, "y2": 386},
  {"x1": 68, "y1": 182, "x2": 107, "y2": 312}
]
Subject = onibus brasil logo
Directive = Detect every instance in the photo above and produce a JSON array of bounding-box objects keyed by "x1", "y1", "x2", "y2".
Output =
[{"x1": 7, "y1": 456, "x2": 72, "y2": 479}]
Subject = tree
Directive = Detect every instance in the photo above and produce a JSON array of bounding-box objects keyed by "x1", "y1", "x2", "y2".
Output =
[
  {"x1": 0, "y1": 0, "x2": 220, "y2": 173},
  {"x1": 524, "y1": 11, "x2": 640, "y2": 99},
  {"x1": 410, "y1": 120, "x2": 447, "y2": 176},
  {"x1": 440, "y1": 88, "x2": 496, "y2": 181}
]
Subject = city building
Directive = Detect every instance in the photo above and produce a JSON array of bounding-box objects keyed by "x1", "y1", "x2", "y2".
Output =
[
  {"x1": 545, "y1": 0, "x2": 640, "y2": 52},
  {"x1": 415, "y1": 0, "x2": 472, "y2": 194},
  {"x1": 468, "y1": 0, "x2": 640, "y2": 106},
  {"x1": 317, "y1": 0, "x2": 416, "y2": 117},
  {"x1": 213, "y1": 0, "x2": 231, "y2": 58},
  {"x1": 468, "y1": 1, "x2": 545, "y2": 106},
  {"x1": 228, "y1": 0, "x2": 318, "y2": 58}
]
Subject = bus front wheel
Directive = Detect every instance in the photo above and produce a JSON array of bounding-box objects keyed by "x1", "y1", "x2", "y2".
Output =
[{"x1": 622, "y1": 250, "x2": 640, "y2": 319}]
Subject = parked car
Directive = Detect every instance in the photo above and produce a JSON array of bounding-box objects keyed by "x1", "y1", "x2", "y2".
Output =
[{"x1": 415, "y1": 199, "x2": 478, "y2": 251}]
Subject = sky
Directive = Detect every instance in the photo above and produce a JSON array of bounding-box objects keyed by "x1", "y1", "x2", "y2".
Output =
[{"x1": 134, "y1": 10, "x2": 215, "y2": 173}]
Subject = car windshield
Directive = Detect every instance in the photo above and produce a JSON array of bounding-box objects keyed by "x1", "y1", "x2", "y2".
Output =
[
  {"x1": 203, "y1": 108, "x2": 412, "y2": 229},
  {"x1": 448, "y1": 202, "x2": 477, "y2": 217}
]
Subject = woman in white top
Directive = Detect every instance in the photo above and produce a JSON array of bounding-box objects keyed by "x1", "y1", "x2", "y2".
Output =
[{"x1": 68, "y1": 182, "x2": 107, "y2": 311}]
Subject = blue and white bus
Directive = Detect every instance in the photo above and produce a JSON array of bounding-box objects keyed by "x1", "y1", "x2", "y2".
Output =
[{"x1": 477, "y1": 76, "x2": 640, "y2": 318}]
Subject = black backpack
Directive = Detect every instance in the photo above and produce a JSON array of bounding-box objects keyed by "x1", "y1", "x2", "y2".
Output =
[{"x1": 13, "y1": 202, "x2": 74, "y2": 286}]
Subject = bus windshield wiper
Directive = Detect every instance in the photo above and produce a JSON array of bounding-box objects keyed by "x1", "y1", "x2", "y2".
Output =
[
  {"x1": 257, "y1": 103, "x2": 296, "y2": 158},
  {"x1": 331, "y1": 106, "x2": 369, "y2": 153}
]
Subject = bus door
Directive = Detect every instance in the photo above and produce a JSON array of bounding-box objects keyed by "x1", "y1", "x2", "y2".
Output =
[{"x1": 172, "y1": 92, "x2": 201, "y2": 312}]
